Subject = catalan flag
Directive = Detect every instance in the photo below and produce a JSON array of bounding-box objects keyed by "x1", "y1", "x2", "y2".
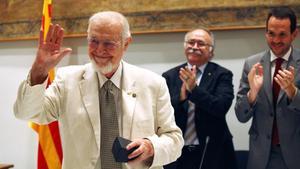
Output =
[{"x1": 29, "y1": 0, "x2": 63, "y2": 168}]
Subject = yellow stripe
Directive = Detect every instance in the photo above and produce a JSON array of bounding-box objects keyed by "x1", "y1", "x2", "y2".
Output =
[
  {"x1": 43, "y1": 0, "x2": 52, "y2": 41},
  {"x1": 43, "y1": 0, "x2": 55, "y2": 83},
  {"x1": 49, "y1": 68, "x2": 55, "y2": 82},
  {"x1": 28, "y1": 122, "x2": 39, "y2": 133},
  {"x1": 39, "y1": 125, "x2": 61, "y2": 169}
]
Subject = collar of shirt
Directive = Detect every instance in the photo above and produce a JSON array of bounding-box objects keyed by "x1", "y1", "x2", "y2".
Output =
[
  {"x1": 270, "y1": 47, "x2": 292, "y2": 63},
  {"x1": 187, "y1": 62, "x2": 207, "y2": 85},
  {"x1": 187, "y1": 62, "x2": 207, "y2": 74},
  {"x1": 97, "y1": 61, "x2": 122, "y2": 89}
]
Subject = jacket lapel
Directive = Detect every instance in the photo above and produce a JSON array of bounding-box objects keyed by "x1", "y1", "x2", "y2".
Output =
[
  {"x1": 199, "y1": 63, "x2": 214, "y2": 88},
  {"x1": 79, "y1": 64, "x2": 101, "y2": 150},
  {"x1": 121, "y1": 62, "x2": 137, "y2": 139},
  {"x1": 261, "y1": 52, "x2": 273, "y2": 106}
]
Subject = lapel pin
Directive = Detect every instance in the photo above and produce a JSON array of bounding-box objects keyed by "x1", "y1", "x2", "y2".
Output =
[{"x1": 208, "y1": 72, "x2": 211, "y2": 76}]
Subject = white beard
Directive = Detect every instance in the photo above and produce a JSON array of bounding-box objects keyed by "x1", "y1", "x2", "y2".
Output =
[{"x1": 90, "y1": 59, "x2": 114, "y2": 75}]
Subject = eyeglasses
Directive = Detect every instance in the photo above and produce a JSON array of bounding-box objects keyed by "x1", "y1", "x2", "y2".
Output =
[
  {"x1": 185, "y1": 40, "x2": 213, "y2": 48},
  {"x1": 87, "y1": 37, "x2": 121, "y2": 50}
]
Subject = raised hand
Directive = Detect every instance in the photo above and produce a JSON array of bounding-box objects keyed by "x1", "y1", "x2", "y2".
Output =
[
  {"x1": 179, "y1": 65, "x2": 197, "y2": 92},
  {"x1": 247, "y1": 63, "x2": 264, "y2": 104},
  {"x1": 30, "y1": 24, "x2": 72, "y2": 85},
  {"x1": 275, "y1": 66, "x2": 297, "y2": 99}
]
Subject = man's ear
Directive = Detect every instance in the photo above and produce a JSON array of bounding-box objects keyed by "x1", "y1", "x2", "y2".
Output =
[
  {"x1": 209, "y1": 46, "x2": 213, "y2": 52},
  {"x1": 123, "y1": 37, "x2": 132, "y2": 51},
  {"x1": 292, "y1": 28, "x2": 298, "y2": 40},
  {"x1": 209, "y1": 47, "x2": 214, "y2": 59}
]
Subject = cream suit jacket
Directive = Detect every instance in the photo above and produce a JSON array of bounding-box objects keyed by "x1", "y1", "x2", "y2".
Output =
[{"x1": 14, "y1": 61, "x2": 183, "y2": 169}]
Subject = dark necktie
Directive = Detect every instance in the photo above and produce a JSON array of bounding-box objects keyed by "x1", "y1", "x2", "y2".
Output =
[
  {"x1": 100, "y1": 80, "x2": 121, "y2": 169},
  {"x1": 272, "y1": 57, "x2": 284, "y2": 145}
]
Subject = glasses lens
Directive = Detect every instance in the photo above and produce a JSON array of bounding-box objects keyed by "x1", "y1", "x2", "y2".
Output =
[
  {"x1": 88, "y1": 38, "x2": 120, "y2": 50},
  {"x1": 187, "y1": 40, "x2": 209, "y2": 47}
]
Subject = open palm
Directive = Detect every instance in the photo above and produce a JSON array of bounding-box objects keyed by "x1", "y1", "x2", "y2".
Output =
[
  {"x1": 248, "y1": 63, "x2": 264, "y2": 95},
  {"x1": 31, "y1": 24, "x2": 72, "y2": 85}
]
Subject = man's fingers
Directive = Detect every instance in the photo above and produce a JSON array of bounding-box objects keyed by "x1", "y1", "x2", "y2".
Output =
[
  {"x1": 184, "y1": 66, "x2": 195, "y2": 77},
  {"x1": 127, "y1": 140, "x2": 142, "y2": 159},
  {"x1": 59, "y1": 48, "x2": 72, "y2": 59},
  {"x1": 283, "y1": 68, "x2": 294, "y2": 81},
  {"x1": 56, "y1": 28, "x2": 65, "y2": 47},
  {"x1": 257, "y1": 64, "x2": 264, "y2": 76},
  {"x1": 39, "y1": 30, "x2": 44, "y2": 47},
  {"x1": 180, "y1": 68, "x2": 189, "y2": 78},
  {"x1": 127, "y1": 153, "x2": 145, "y2": 166},
  {"x1": 179, "y1": 75, "x2": 186, "y2": 82},
  {"x1": 52, "y1": 24, "x2": 63, "y2": 46},
  {"x1": 128, "y1": 146, "x2": 143, "y2": 159},
  {"x1": 252, "y1": 63, "x2": 263, "y2": 75},
  {"x1": 278, "y1": 69, "x2": 294, "y2": 84},
  {"x1": 288, "y1": 66, "x2": 295, "y2": 75},
  {"x1": 192, "y1": 65, "x2": 197, "y2": 73},
  {"x1": 52, "y1": 25, "x2": 59, "y2": 42},
  {"x1": 249, "y1": 63, "x2": 257, "y2": 77},
  {"x1": 45, "y1": 24, "x2": 54, "y2": 44}
]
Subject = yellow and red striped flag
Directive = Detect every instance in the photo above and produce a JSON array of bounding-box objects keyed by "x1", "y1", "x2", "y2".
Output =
[{"x1": 29, "y1": 0, "x2": 63, "y2": 168}]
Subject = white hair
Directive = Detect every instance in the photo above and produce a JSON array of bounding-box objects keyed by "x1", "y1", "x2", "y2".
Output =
[
  {"x1": 183, "y1": 28, "x2": 215, "y2": 57},
  {"x1": 87, "y1": 11, "x2": 131, "y2": 40},
  {"x1": 184, "y1": 28, "x2": 215, "y2": 49}
]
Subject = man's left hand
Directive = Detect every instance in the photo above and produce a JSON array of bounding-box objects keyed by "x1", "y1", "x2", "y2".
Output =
[
  {"x1": 275, "y1": 66, "x2": 297, "y2": 99},
  {"x1": 179, "y1": 65, "x2": 197, "y2": 92},
  {"x1": 127, "y1": 138, "x2": 154, "y2": 167}
]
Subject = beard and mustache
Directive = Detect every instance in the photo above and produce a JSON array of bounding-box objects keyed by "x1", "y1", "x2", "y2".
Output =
[{"x1": 90, "y1": 58, "x2": 115, "y2": 75}]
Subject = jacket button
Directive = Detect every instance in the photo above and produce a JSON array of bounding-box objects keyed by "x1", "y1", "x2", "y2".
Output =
[
  {"x1": 270, "y1": 113, "x2": 274, "y2": 117},
  {"x1": 267, "y1": 135, "x2": 271, "y2": 139}
]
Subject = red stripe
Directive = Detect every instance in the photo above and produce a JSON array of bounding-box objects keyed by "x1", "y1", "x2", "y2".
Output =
[
  {"x1": 48, "y1": 4, "x2": 52, "y2": 18},
  {"x1": 41, "y1": 15, "x2": 45, "y2": 31},
  {"x1": 46, "y1": 77, "x2": 52, "y2": 88},
  {"x1": 49, "y1": 121, "x2": 63, "y2": 163},
  {"x1": 38, "y1": 143, "x2": 49, "y2": 169}
]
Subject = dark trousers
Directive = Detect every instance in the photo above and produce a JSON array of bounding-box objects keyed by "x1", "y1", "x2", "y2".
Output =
[
  {"x1": 164, "y1": 140, "x2": 237, "y2": 169},
  {"x1": 266, "y1": 145, "x2": 288, "y2": 169},
  {"x1": 164, "y1": 145, "x2": 203, "y2": 169}
]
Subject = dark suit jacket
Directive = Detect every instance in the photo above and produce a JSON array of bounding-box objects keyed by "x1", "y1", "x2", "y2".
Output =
[
  {"x1": 235, "y1": 48, "x2": 300, "y2": 169},
  {"x1": 162, "y1": 62, "x2": 237, "y2": 169}
]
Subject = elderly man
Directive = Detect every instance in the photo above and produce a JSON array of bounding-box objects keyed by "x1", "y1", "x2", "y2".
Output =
[
  {"x1": 14, "y1": 11, "x2": 183, "y2": 169},
  {"x1": 162, "y1": 28, "x2": 237, "y2": 169},
  {"x1": 235, "y1": 6, "x2": 300, "y2": 169}
]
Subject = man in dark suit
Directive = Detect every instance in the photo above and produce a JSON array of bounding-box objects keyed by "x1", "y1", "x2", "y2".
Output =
[
  {"x1": 235, "y1": 7, "x2": 300, "y2": 169},
  {"x1": 162, "y1": 28, "x2": 237, "y2": 169}
]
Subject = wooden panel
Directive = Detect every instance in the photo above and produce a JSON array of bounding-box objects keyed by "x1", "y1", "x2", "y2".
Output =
[{"x1": 0, "y1": 0, "x2": 299, "y2": 41}]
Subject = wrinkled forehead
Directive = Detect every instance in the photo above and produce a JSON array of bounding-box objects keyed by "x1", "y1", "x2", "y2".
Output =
[
  {"x1": 188, "y1": 30, "x2": 212, "y2": 43},
  {"x1": 88, "y1": 21, "x2": 122, "y2": 40}
]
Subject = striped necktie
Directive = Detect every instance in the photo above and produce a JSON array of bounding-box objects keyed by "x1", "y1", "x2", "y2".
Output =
[{"x1": 184, "y1": 69, "x2": 202, "y2": 145}]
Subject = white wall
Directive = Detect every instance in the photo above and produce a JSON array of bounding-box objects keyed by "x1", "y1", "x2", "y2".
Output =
[{"x1": 0, "y1": 29, "x2": 299, "y2": 169}]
